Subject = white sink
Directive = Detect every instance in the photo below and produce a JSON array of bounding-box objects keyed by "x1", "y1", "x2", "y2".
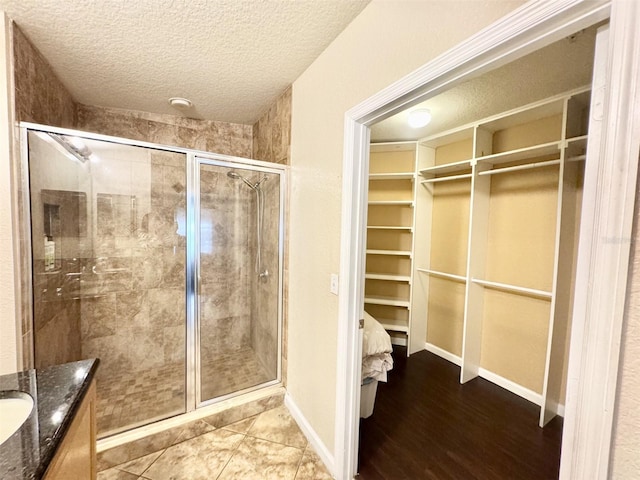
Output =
[{"x1": 0, "y1": 392, "x2": 34, "y2": 445}]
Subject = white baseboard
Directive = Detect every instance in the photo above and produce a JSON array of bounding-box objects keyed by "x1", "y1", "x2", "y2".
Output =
[
  {"x1": 543, "y1": 399, "x2": 566, "y2": 418},
  {"x1": 284, "y1": 393, "x2": 335, "y2": 477},
  {"x1": 477, "y1": 367, "x2": 542, "y2": 406},
  {"x1": 424, "y1": 342, "x2": 462, "y2": 366},
  {"x1": 423, "y1": 342, "x2": 565, "y2": 417}
]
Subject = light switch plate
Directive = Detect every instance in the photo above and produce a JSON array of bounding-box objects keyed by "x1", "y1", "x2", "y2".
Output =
[{"x1": 330, "y1": 274, "x2": 339, "y2": 295}]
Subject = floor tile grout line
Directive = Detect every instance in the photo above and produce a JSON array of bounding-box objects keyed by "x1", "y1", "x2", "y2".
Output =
[
  {"x1": 242, "y1": 431, "x2": 308, "y2": 451},
  {"x1": 292, "y1": 443, "x2": 309, "y2": 480},
  {"x1": 101, "y1": 401, "x2": 297, "y2": 477},
  {"x1": 215, "y1": 431, "x2": 249, "y2": 480},
  {"x1": 101, "y1": 414, "x2": 331, "y2": 479},
  {"x1": 137, "y1": 448, "x2": 167, "y2": 479}
]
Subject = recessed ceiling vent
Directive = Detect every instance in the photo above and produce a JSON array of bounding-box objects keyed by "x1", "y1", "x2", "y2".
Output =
[{"x1": 168, "y1": 97, "x2": 193, "y2": 110}]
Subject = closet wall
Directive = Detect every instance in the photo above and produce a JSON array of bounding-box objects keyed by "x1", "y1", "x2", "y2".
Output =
[{"x1": 367, "y1": 87, "x2": 590, "y2": 426}]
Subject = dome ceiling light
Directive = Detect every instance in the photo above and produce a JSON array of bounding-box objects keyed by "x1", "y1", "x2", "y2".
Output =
[{"x1": 408, "y1": 108, "x2": 432, "y2": 128}]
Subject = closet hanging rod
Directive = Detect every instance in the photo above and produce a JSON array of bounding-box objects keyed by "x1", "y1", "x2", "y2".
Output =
[
  {"x1": 368, "y1": 200, "x2": 414, "y2": 206},
  {"x1": 471, "y1": 278, "x2": 552, "y2": 299},
  {"x1": 566, "y1": 134, "x2": 588, "y2": 144},
  {"x1": 416, "y1": 268, "x2": 466, "y2": 282},
  {"x1": 478, "y1": 159, "x2": 561, "y2": 177},
  {"x1": 367, "y1": 225, "x2": 413, "y2": 231},
  {"x1": 421, "y1": 173, "x2": 472, "y2": 184},
  {"x1": 566, "y1": 154, "x2": 587, "y2": 163}
]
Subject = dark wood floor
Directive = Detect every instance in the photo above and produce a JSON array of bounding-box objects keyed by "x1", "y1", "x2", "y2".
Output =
[{"x1": 358, "y1": 347, "x2": 563, "y2": 480}]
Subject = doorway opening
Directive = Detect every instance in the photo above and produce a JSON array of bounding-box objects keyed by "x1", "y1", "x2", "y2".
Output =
[{"x1": 335, "y1": 1, "x2": 640, "y2": 479}]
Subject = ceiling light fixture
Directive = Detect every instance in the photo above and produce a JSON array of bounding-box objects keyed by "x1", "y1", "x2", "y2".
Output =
[
  {"x1": 408, "y1": 108, "x2": 432, "y2": 128},
  {"x1": 168, "y1": 97, "x2": 193, "y2": 110}
]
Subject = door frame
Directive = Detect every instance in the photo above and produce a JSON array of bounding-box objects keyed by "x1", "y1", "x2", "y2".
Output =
[{"x1": 335, "y1": 0, "x2": 640, "y2": 478}]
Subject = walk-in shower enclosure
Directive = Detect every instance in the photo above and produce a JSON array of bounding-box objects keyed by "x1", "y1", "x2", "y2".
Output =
[{"x1": 20, "y1": 124, "x2": 285, "y2": 437}]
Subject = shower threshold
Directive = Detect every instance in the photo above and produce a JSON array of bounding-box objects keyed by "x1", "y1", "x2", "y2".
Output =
[{"x1": 97, "y1": 383, "x2": 284, "y2": 453}]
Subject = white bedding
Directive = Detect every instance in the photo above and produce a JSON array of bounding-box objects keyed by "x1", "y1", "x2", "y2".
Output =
[{"x1": 362, "y1": 311, "x2": 393, "y2": 382}]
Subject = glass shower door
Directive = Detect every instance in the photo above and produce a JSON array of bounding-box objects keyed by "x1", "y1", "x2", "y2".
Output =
[
  {"x1": 26, "y1": 126, "x2": 285, "y2": 437},
  {"x1": 197, "y1": 160, "x2": 282, "y2": 403},
  {"x1": 27, "y1": 131, "x2": 188, "y2": 437}
]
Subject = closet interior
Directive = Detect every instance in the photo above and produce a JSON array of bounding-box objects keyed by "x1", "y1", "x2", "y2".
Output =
[{"x1": 365, "y1": 85, "x2": 591, "y2": 427}]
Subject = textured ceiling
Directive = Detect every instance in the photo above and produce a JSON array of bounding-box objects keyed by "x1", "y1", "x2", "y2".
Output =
[
  {"x1": 0, "y1": 0, "x2": 369, "y2": 123},
  {"x1": 371, "y1": 24, "x2": 598, "y2": 142}
]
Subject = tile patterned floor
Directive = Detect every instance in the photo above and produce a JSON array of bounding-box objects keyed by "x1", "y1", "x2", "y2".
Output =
[
  {"x1": 97, "y1": 362, "x2": 185, "y2": 436},
  {"x1": 97, "y1": 348, "x2": 272, "y2": 436},
  {"x1": 201, "y1": 347, "x2": 273, "y2": 400},
  {"x1": 97, "y1": 405, "x2": 333, "y2": 480}
]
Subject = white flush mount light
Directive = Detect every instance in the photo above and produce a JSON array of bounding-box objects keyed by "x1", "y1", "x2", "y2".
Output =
[
  {"x1": 168, "y1": 97, "x2": 193, "y2": 110},
  {"x1": 408, "y1": 108, "x2": 432, "y2": 128}
]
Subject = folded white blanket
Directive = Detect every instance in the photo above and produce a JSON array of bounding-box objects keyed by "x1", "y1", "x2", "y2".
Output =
[
  {"x1": 362, "y1": 311, "x2": 393, "y2": 382},
  {"x1": 362, "y1": 353, "x2": 393, "y2": 382}
]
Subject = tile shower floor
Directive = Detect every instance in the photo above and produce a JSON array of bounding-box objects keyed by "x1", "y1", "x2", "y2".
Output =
[
  {"x1": 97, "y1": 405, "x2": 333, "y2": 480},
  {"x1": 97, "y1": 347, "x2": 272, "y2": 435}
]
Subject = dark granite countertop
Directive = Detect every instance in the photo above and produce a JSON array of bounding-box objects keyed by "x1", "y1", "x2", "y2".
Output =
[{"x1": 0, "y1": 358, "x2": 99, "y2": 479}]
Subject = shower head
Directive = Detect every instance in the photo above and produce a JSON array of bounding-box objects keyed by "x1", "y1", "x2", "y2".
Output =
[
  {"x1": 227, "y1": 170, "x2": 267, "y2": 191},
  {"x1": 227, "y1": 170, "x2": 255, "y2": 190},
  {"x1": 254, "y1": 176, "x2": 268, "y2": 189}
]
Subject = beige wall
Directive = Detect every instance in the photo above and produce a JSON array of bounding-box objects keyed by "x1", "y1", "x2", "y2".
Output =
[
  {"x1": 288, "y1": 0, "x2": 526, "y2": 454},
  {"x1": 611, "y1": 184, "x2": 640, "y2": 476},
  {"x1": 0, "y1": 12, "x2": 18, "y2": 375}
]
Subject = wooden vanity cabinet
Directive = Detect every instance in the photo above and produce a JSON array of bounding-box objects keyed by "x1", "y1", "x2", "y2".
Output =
[{"x1": 44, "y1": 380, "x2": 97, "y2": 480}]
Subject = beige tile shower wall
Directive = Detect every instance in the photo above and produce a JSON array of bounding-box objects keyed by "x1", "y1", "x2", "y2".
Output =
[
  {"x1": 252, "y1": 86, "x2": 291, "y2": 164},
  {"x1": 77, "y1": 104, "x2": 253, "y2": 158},
  {"x1": 12, "y1": 23, "x2": 79, "y2": 369},
  {"x1": 251, "y1": 174, "x2": 280, "y2": 379},
  {"x1": 198, "y1": 166, "x2": 252, "y2": 366},
  {"x1": 12, "y1": 25, "x2": 76, "y2": 126},
  {"x1": 28, "y1": 133, "x2": 90, "y2": 369},
  {"x1": 252, "y1": 86, "x2": 293, "y2": 384},
  {"x1": 80, "y1": 147, "x2": 187, "y2": 391}
]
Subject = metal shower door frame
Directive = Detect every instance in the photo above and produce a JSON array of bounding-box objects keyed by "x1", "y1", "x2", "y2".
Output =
[
  {"x1": 188, "y1": 154, "x2": 286, "y2": 410},
  {"x1": 18, "y1": 122, "x2": 287, "y2": 424}
]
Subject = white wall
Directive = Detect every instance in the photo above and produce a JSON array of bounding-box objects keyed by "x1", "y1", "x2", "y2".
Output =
[
  {"x1": 287, "y1": 0, "x2": 526, "y2": 454},
  {"x1": 0, "y1": 12, "x2": 18, "y2": 375}
]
